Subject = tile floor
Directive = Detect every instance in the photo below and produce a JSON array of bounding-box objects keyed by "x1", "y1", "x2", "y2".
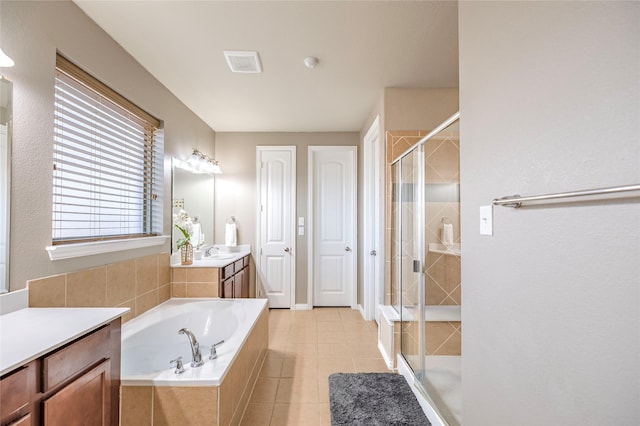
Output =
[{"x1": 240, "y1": 307, "x2": 392, "y2": 425}]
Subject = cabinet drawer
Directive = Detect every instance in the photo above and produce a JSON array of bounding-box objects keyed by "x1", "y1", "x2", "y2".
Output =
[
  {"x1": 234, "y1": 259, "x2": 244, "y2": 272},
  {"x1": 42, "y1": 325, "x2": 110, "y2": 392},
  {"x1": 221, "y1": 263, "x2": 234, "y2": 280},
  {"x1": 243, "y1": 255, "x2": 250, "y2": 268},
  {"x1": 0, "y1": 366, "x2": 30, "y2": 418}
]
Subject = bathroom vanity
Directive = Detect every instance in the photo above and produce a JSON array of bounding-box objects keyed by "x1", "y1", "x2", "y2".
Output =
[
  {"x1": 170, "y1": 246, "x2": 252, "y2": 299},
  {"x1": 0, "y1": 307, "x2": 128, "y2": 426},
  {"x1": 218, "y1": 254, "x2": 250, "y2": 298}
]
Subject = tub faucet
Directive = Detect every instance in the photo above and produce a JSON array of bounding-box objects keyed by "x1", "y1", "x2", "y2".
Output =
[{"x1": 178, "y1": 328, "x2": 204, "y2": 367}]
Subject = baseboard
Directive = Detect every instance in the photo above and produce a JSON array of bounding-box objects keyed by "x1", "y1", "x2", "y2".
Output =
[
  {"x1": 357, "y1": 304, "x2": 366, "y2": 319},
  {"x1": 396, "y1": 355, "x2": 448, "y2": 426},
  {"x1": 377, "y1": 341, "x2": 395, "y2": 370},
  {"x1": 294, "y1": 304, "x2": 311, "y2": 310}
]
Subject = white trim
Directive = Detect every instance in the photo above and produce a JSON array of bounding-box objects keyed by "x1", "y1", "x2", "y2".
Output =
[
  {"x1": 357, "y1": 303, "x2": 366, "y2": 319},
  {"x1": 255, "y1": 146, "x2": 296, "y2": 309},
  {"x1": 377, "y1": 340, "x2": 395, "y2": 370},
  {"x1": 397, "y1": 354, "x2": 449, "y2": 426},
  {"x1": 362, "y1": 115, "x2": 383, "y2": 321},
  {"x1": 46, "y1": 235, "x2": 169, "y2": 261},
  {"x1": 294, "y1": 304, "x2": 311, "y2": 310},
  {"x1": 307, "y1": 146, "x2": 357, "y2": 309},
  {"x1": 0, "y1": 288, "x2": 28, "y2": 314}
]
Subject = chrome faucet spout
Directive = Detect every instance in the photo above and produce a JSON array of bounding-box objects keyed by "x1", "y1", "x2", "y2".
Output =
[{"x1": 178, "y1": 327, "x2": 204, "y2": 367}]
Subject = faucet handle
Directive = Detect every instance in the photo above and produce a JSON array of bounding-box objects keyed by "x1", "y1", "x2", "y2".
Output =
[
  {"x1": 209, "y1": 340, "x2": 225, "y2": 360},
  {"x1": 170, "y1": 356, "x2": 185, "y2": 374}
]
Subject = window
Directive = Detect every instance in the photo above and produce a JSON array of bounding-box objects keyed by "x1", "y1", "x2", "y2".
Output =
[{"x1": 53, "y1": 54, "x2": 163, "y2": 245}]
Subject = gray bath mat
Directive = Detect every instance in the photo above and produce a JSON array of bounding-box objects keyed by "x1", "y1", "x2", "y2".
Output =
[{"x1": 329, "y1": 373, "x2": 431, "y2": 426}]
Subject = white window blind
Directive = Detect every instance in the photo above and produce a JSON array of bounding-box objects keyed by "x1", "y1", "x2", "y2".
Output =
[{"x1": 53, "y1": 54, "x2": 163, "y2": 245}]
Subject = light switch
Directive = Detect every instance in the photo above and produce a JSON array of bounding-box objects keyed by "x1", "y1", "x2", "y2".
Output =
[
  {"x1": 480, "y1": 205, "x2": 493, "y2": 236},
  {"x1": 298, "y1": 226, "x2": 305, "y2": 236},
  {"x1": 298, "y1": 217, "x2": 305, "y2": 226}
]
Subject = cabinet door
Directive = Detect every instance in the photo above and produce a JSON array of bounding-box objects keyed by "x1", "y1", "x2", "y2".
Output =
[
  {"x1": 223, "y1": 276, "x2": 235, "y2": 298},
  {"x1": 234, "y1": 268, "x2": 244, "y2": 298},
  {"x1": 43, "y1": 359, "x2": 111, "y2": 426},
  {"x1": 241, "y1": 265, "x2": 250, "y2": 298}
]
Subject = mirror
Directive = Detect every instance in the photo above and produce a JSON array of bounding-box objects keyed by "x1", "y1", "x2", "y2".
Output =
[
  {"x1": 171, "y1": 159, "x2": 214, "y2": 253},
  {"x1": 0, "y1": 77, "x2": 12, "y2": 293}
]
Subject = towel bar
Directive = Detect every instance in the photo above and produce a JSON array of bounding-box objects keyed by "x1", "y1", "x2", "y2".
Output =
[{"x1": 493, "y1": 184, "x2": 640, "y2": 208}]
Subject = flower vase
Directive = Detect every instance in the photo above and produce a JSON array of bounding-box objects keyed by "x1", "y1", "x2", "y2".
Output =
[{"x1": 180, "y1": 242, "x2": 193, "y2": 265}]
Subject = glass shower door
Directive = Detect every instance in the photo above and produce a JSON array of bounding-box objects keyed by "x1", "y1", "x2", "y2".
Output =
[{"x1": 398, "y1": 146, "x2": 426, "y2": 382}]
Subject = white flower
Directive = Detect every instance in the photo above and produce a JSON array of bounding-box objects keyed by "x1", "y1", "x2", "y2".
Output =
[{"x1": 174, "y1": 209, "x2": 194, "y2": 248}]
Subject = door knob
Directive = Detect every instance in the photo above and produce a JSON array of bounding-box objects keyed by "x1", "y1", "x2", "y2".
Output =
[
  {"x1": 345, "y1": 246, "x2": 352, "y2": 252},
  {"x1": 370, "y1": 250, "x2": 377, "y2": 256},
  {"x1": 284, "y1": 247, "x2": 290, "y2": 252}
]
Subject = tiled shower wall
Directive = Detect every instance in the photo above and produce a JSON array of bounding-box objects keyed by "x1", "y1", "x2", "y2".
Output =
[
  {"x1": 26, "y1": 253, "x2": 220, "y2": 323},
  {"x1": 386, "y1": 130, "x2": 461, "y2": 304}
]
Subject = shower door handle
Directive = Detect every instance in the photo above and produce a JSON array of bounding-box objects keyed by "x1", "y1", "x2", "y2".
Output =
[{"x1": 413, "y1": 260, "x2": 422, "y2": 273}]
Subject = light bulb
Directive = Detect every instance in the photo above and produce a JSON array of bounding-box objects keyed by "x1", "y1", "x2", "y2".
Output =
[{"x1": 0, "y1": 48, "x2": 14, "y2": 68}]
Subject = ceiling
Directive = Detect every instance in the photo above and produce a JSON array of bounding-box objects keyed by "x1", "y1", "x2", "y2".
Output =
[{"x1": 74, "y1": 1, "x2": 459, "y2": 132}]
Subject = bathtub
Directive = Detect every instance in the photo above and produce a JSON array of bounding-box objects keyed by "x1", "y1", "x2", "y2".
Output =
[{"x1": 120, "y1": 298, "x2": 269, "y2": 426}]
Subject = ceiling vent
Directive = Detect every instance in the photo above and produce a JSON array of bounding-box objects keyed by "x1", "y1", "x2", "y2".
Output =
[{"x1": 224, "y1": 51, "x2": 262, "y2": 73}]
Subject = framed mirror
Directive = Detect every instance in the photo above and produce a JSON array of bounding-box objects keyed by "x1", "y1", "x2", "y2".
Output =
[
  {"x1": 0, "y1": 77, "x2": 12, "y2": 293},
  {"x1": 171, "y1": 159, "x2": 214, "y2": 253}
]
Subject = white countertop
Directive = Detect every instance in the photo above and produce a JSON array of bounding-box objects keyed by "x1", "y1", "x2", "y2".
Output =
[
  {"x1": 0, "y1": 307, "x2": 129, "y2": 376},
  {"x1": 171, "y1": 246, "x2": 251, "y2": 268}
]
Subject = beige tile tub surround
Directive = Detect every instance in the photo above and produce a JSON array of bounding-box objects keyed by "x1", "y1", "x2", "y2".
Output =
[
  {"x1": 171, "y1": 267, "x2": 219, "y2": 298},
  {"x1": 120, "y1": 305, "x2": 269, "y2": 426},
  {"x1": 27, "y1": 253, "x2": 171, "y2": 323}
]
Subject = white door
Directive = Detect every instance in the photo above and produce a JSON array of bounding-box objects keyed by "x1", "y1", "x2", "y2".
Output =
[
  {"x1": 257, "y1": 146, "x2": 296, "y2": 308},
  {"x1": 309, "y1": 146, "x2": 357, "y2": 307},
  {"x1": 363, "y1": 116, "x2": 383, "y2": 321}
]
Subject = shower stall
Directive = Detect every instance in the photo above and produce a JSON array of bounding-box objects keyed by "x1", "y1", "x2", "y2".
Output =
[{"x1": 390, "y1": 112, "x2": 461, "y2": 426}]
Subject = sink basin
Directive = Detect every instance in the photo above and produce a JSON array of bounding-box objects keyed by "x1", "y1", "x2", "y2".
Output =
[{"x1": 205, "y1": 253, "x2": 235, "y2": 260}]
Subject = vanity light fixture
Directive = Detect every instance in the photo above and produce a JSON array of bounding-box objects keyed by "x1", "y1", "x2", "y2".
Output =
[
  {"x1": 0, "y1": 48, "x2": 14, "y2": 68},
  {"x1": 176, "y1": 149, "x2": 222, "y2": 174}
]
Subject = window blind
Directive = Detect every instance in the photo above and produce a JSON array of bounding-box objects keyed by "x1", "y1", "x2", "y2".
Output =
[{"x1": 53, "y1": 54, "x2": 163, "y2": 245}]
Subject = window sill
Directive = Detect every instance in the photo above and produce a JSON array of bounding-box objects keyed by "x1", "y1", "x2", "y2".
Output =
[{"x1": 46, "y1": 235, "x2": 170, "y2": 261}]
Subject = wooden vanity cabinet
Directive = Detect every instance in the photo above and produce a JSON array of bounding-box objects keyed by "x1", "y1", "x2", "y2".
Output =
[
  {"x1": 219, "y1": 255, "x2": 251, "y2": 298},
  {"x1": 0, "y1": 319, "x2": 121, "y2": 426}
]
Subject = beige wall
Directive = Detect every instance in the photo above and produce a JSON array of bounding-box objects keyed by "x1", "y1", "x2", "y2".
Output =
[
  {"x1": 214, "y1": 132, "x2": 359, "y2": 305},
  {"x1": 1, "y1": 1, "x2": 215, "y2": 290},
  {"x1": 384, "y1": 87, "x2": 459, "y2": 131},
  {"x1": 459, "y1": 2, "x2": 639, "y2": 424}
]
